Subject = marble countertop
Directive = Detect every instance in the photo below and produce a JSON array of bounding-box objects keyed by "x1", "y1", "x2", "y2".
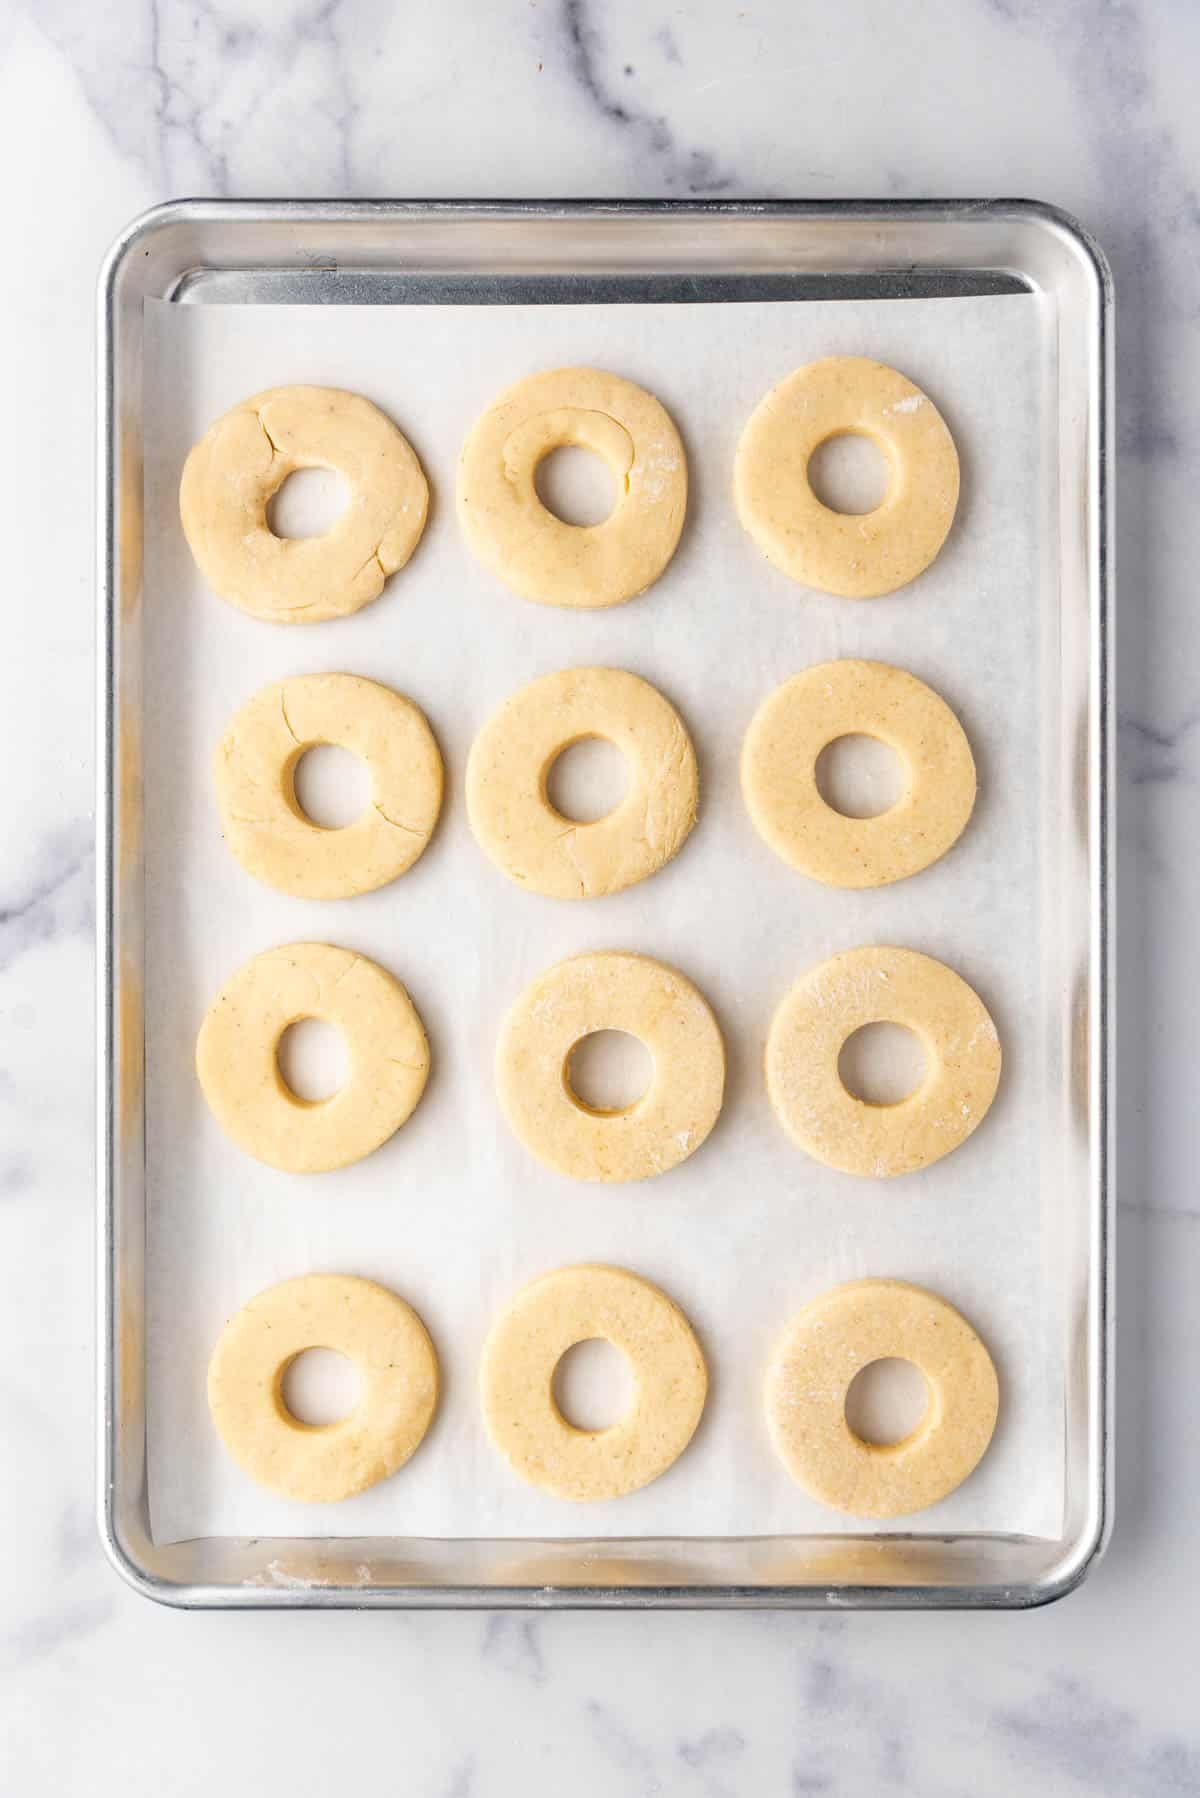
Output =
[{"x1": 1, "y1": 0, "x2": 1194, "y2": 1791}]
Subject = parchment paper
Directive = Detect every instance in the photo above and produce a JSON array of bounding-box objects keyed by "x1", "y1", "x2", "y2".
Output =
[{"x1": 142, "y1": 290, "x2": 1063, "y2": 1543}]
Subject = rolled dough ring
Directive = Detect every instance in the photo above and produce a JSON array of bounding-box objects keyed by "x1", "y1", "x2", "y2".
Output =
[
  {"x1": 734, "y1": 356, "x2": 959, "y2": 597},
  {"x1": 196, "y1": 941, "x2": 430, "y2": 1173},
  {"x1": 208, "y1": 1273, "x2": 439, "y2": 1503},
  {"x1": 466, "y1": 666, "x2": 698, "y2": 898},
  {"x1": 741, "y1": 659, "x2": 976, "y2": 887},
  {"x1": 496, "y1": 950, "x2": 725, "y2": 1183},
  {"x1": 765, "y1": 1278, "x2": 999, "y2": 1518},
  {"x1": 480, "y1": 1263, "x2": 707, "y2": 1500},
  {"x1": 457, "y1": 366, "x2": 687, "y2": 608},
  {"x1": 765, "y1": 945, "x2": 1001, "y2": 1177},
  {"x1": 215, "y1": 672, "x2": 443, "y2": 899},
  {"x1": 180, "y1": 385, "x2": 429, "y2": 623}
]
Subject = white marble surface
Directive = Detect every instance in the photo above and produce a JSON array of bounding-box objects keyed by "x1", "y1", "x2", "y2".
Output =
[{"x1": 0, "y1": 0, "x2": 1194, "y2": 1790}]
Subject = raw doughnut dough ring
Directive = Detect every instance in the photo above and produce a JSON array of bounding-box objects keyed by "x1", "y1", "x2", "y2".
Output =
[
  {"x1": 741, "y1": 659, "x2": 976, "y2": 888},
  {"x1": 215, "y1": 673, "x2": 443, "y2": 899},
  {"x1": 457, "y1": 367, "x2": 687, "y2": 608},
  {"x1": 196, "y1": 941, "x2": 430, "y2": 1173},
  {"x1": 480, "y1": 1264, "x2": 707, "y2": 1500},
  {"x1": 208, "y1": 1274, "x2": 439, "y2": 1503},
  {"x1": 765, "y1": 945, "x2": 1000, "y2": 1177},
  {"x1": 466, "y1": 667, "x2": 698, "y2": 899},
  {"x1": 765, "y1": 1279, "x2": 999, "y2": 1518},
  {"x1": 496, "y1": 951, "x2": 725, "y2": 1183},
  {"x1": 735, "y1": 357, "x2": 960, "y2": 597},
  {"x1": 180, "y1": 385, "x2": 429, "y2": 623}
]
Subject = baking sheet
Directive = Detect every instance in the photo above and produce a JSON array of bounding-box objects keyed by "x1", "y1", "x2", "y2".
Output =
[{"x1": 142, "y1": 291, "x2": 1062, "y2": 1544}]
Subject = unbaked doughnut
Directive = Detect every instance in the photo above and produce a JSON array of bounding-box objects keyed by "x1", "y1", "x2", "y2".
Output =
[
  {"x1": 180, "y1": 385, "x2": 428, "y2": 623},
  {"x1": 741, "y1": 660, "x2": 975, "y2": 887},
  {"x1": 765, "y1": 946, "x2": 1000, "y2": 1177},
  {"x1": 215, "y1": 673, "x2": 443, "y2": 899},
  {"x1": 466, "y1": 667, "x2": 698, "y2": 899},
  {"x1": 496, "y1": 951, "x2": 724, "y2": 1182},
  {"x1": 196, "y1": 942, "x2": 429, "y2": 1173},
  {"x1": 457, "y1": 367, "x2": 687, "y2": 608},
  {"x1": 480, "y1": 1264, "x2": 707, "y2": 1500},
  {"x1": 208, "y1": 1274, "x2": 438, "y2": 1503},
  {"x1": 735, "y1": 357, "x2": 959, "y2": 597},
  {"x1": 765, "y1": 1279, "x2": 999, "y2": 1517}
]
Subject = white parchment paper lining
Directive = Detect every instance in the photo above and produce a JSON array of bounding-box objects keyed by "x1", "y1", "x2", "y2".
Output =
[{"x1": 142, "y1": 292, "x2": 1063, "y2": 1543}]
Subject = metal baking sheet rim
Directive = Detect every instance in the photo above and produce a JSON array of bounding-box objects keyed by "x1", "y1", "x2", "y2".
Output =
[{"x1": 96, "y1": 198, "x2": 1114, "y2": 1610}]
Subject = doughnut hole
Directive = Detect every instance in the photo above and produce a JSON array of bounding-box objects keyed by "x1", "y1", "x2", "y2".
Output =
[
  {"x1": 814, "y1": 733, "x2": 906, "y2": 819},
  {"x1": 535, "y1": 445, "x2": 616, "y2": 526},
  {"x1": 566, "y1": 1030, "x2": 654, "y2": 1115},
  {"x1": 291, "y1": 743, "x2": 371, "y2": 828},
  {"x1": 280, "y1": 1348, "x2": 361, "y2": 1426},
  {"x1": 545, "y1": 736, "x2": 631, "y2": 823},
  {"x1": 807, "y1": 432, "x2": 890, "y2": 515},
  {"x1": 837, "y1": 1022, "x2": 928, "y2": 1105},
  {"x1": 277, "y1": 1017, "x2": 350, "y2": 1102},
  {"x1": 844, "y1": 1357, "x2": 930, "y2": 1446},
  {"x1": 552, "y1": 1339, "x2": 636, "y2": 1432},
  {"x1": 267, "y1": 466, "x2": 351, "y2": 538}
]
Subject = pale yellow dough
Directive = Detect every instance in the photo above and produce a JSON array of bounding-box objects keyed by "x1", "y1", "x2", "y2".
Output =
[
  {"x1": 741, "y1": 660, "x2": 976, "y2": 887},
  {"x1": 457, "y1": 367, "x2": 687, "y2": 608},
  {"x1": 765, "y1": 946, "x2": 1000, "y2": 1177},
  {"x1": 735, "y1": 357, "x2": 960, "y2": 597},
  {"x1": 480, "y1": 1264, "x2": 707, "y2": 1500},
  {"x1": 208, "y1": 1274, "x2": 439, "y2": 1503},
  {"x1": 215, "y1": 673, "x2": 443, "y2": 899},
  {"x1": 466, "y1": 667, "x2": 698, "y2": 899},
  {"x1": 496, "y1": 951, "x2": 724, "y2": 1183},
  {"x1": 196, "y1": 942, "x2": 429, "y2": 1173},
  {"x1": 765, "y1": 1279, "x2": 999, "y2": 1518},
  {"x1": 180, "y1": 385, "x2": 429, "y2": 623}
]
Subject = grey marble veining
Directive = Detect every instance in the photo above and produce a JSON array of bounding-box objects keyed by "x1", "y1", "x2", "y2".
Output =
[
  {"x1": 0, "y1": 0, "x2": 1197, "y2": 1791},
  {"x1": 0, "y1": 818, "x2": 93, "y2": 975},
  {"x1": 556, "y1": 0, "x2": 740, "y2": 194}
]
